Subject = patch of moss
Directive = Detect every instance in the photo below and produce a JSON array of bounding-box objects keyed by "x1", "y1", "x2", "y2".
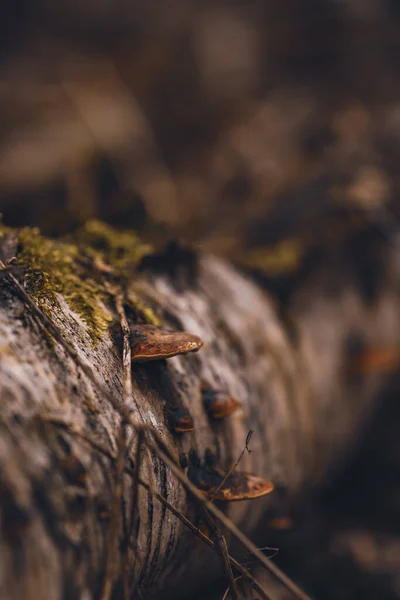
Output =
[
  {"x1": 0, "y1": 219, "x2": 15, "y2": 263},
  {"x1": 0, "y1": 219, "x2": 12, "y2": 235},
  {"x1": 16, "y1": 227, "x2": 112, "y2": 344},
  {"x1": 15, "y1": 222, "x2": 158, "y2": 344},
  {"x1": 73, "y1": 219, "x2": 151, "y2": 277},
  {"x1": 240, "y1": 239, "x2": 305, "y2": 275},
  {"x1": 126, "y1": 291, "x2": 160, "y2": 326}
]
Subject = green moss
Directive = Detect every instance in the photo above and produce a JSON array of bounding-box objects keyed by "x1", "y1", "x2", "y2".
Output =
[
  {"x1": 15, "y1": 222, "x2": 157, "y2": 343},
  {"x1": 73, "y1": 219, "x2": 151, "y2": 277},
  {"x1": 0, "y1": 220, "x2": 12, "y2": 235},
  {"x1": 16, "y1": 227, "x2": 112, "y2": 344},
  {"x1": 239, "y1": 239, "x2": 305, "y2": 275},
  {"x1": 126, "y1": 292, "x2": 160, "y2": 326}
]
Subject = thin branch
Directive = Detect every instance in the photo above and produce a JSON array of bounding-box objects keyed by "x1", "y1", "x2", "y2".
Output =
[
  {"x1": 222, "y1": 585, "x2": 231, "y2": 600},
  {"x1": 101, "y1": 424, "x2": 127, "y2": 600},
  {"x1": 202, "y1": 507, "x2": 241, "y2": 600},
  {"x1": 103, "y1": 290, "x2": 131, "y2": 600},
  {"x1": 113, "y1": 290, "x2": 133, "y2": 405},
  {"x1": 127, "y1": 430, "x2": 144, "y2": 552}
]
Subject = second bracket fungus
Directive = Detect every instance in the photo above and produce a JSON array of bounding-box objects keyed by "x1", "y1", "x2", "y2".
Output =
[
  {"x1": 202, "y1": 388, "x2": 242, "y2": 419},
  {"x1": 190, "y1": 463, "x2": 274, "y2": 502}
]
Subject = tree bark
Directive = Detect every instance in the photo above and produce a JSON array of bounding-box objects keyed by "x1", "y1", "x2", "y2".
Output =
[{"x1": 0, "y1": 233, "x2": 399, "y2": 600}]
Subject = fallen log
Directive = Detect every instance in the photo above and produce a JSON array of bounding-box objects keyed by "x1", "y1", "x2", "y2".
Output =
[{"x1": 0, "y1": 222, "x2": 399, "y2": 600}]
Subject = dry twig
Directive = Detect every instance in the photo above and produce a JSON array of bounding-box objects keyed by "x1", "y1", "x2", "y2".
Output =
[
  {"x1": 202, "y1": 507, "x2": 241, "y2": 600},
  {"x1": 101, "y1": 290, "x2": 131, "y2": 600},
  {"x1": 101, "y1": 425, "x2": 127, "y2": 600}
]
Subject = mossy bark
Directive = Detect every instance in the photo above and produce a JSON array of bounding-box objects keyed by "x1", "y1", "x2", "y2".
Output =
[{"x1": 0, "y1": 227, "x2": 399, "y2": 600}]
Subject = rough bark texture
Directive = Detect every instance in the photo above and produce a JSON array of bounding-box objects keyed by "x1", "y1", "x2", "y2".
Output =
[{"x1": 0, "y1": 234, "x2": 400, "y2": 600}]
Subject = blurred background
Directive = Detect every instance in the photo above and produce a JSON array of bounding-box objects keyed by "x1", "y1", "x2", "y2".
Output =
[{"x1": 2, "y1": 1, "x2": 400, "y2": 598}]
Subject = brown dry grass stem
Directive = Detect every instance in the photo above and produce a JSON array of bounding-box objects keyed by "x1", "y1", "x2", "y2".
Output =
[
  {"x1": 128, "y1": 431, "x2": 144, "y2": 553},
  {"x1": 101, "y1": 290, "x2": 131, "y2": 600},
  {"x1": 100, "y1": 425, "x2": 127, "y2": 600},
  {"x1": 222, "y1": 579, "x2": 244, "y2": 600},
  {"x1": 202, "y1": 429, "x2": 255, "y2": 600},
  {"x1": 201, "y1": 506, "x2": 242, "y2": 600}
]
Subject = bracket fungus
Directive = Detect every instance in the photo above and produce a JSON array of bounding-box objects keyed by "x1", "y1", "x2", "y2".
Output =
[
  {"x1": 189, "y1": 463, "x2": 274, "y2": 501},
  {"x1": 130, "y1": 324, "x2": 203, "y2": 363},
  {"x1": 350, "y1": 346, "x2": 400, "y2": 375},
  {"x1": 202, "y1": 387, "x2": 242, "y2": 419},
  {"x1": 168, "y1": 408, "x2": 194, "y2": 434},
  {"x1": 267, "y1": 516, "x2": 293, "y2": 530}
]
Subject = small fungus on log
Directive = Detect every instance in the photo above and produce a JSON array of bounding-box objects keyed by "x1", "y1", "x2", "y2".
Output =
[
  {"x1": 168, "y1": 408, "x2": 195, "y2": 433},
  {"x1": 190, "y1": 464, "x2": 274, "y2": 501},
  {"x1": 130, "y1": 324, "x2": 203, "y2": 362},
  {"x1": 202, "y1": 388, "x2": 242, "y2": 419}
]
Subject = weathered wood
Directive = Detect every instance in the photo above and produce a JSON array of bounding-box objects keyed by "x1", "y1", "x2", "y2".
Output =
[{"x1": 0, "y1": 240, "x2": 399, "y2": 600}]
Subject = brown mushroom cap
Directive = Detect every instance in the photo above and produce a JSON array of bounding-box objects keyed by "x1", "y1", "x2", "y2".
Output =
[
  {"x1": 130, "y1": 324, "x2": 203, "y2": 363},
  {"x1": 192, "y1": 465, "x2": 274, "y2": 501},
  {"x1": 202, "y1": 388, "x2": 242, "y2": 419},
  {"x1": 350, "y1": 346, "x2": 400, "y2": 375},
  {"x1": 267, "y1": 516, "x2": 293, "y2": 530},
  {"x1": 168, "y1": 408, "x2": 194, "y2": 434}
]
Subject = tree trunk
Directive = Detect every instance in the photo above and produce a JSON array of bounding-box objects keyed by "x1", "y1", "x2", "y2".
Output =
[{"x1": 0, "y1": 228, "x2": 399, "y2": 600}]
